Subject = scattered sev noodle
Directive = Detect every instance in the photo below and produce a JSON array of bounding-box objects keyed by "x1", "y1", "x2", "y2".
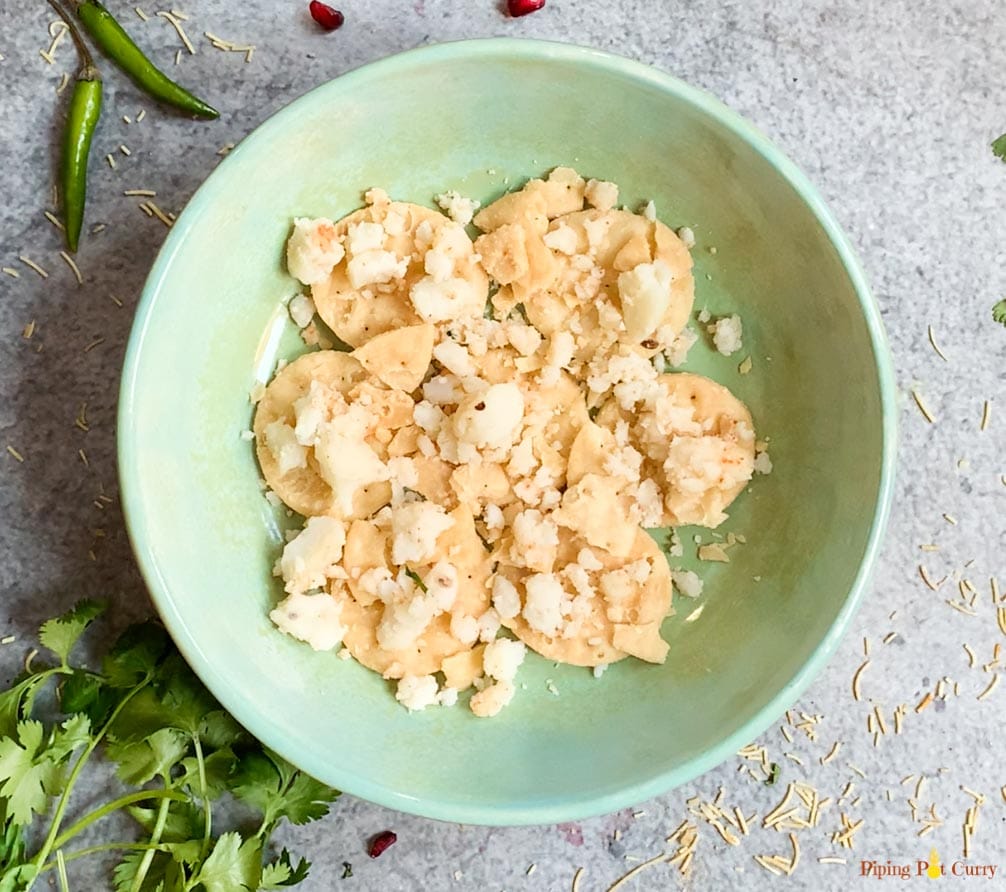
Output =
[
  {"x1": 157, "y1": 11, "x2": 196, "y2": 54},
  {"x1": 851, "y1": 659, "x2": 869, "y2": 701},
  {"x1": 135, "y1": 6, "x2": 149, "y2": 20},
  {"x1": 918, "y1": 565, "x2": 942, "y2": 591},
  {"x1": 981, "y1": 400, "x2": 991, "y2": 431},
  {"x1": 943, "y1": 513, "x2": 957, "y2": 524},
  {"x1": 107, "y1": 154, "x2": 117, "y2": 169},
  {"x1": 18, "y1": 255, "x2": 49, "y2": 278},
  {"x1": 605, "y1": 852, "x2": 667, "y2": 892},
  {"x1": 39, "y1": 20, "x2": 69, "y2": 65},
  {"x1": 571, "y1": 867, "x2": 584, "y2": 892},
  {"x1": 820, "y1": 741, "x2": 841, "y2": 765},
  {"x1": 915, "y1": 691, "x2": 933, "y2": 713},
  {"x1": 964, "y1": 644, "x2": 976, "y2": 667},
  {"x1": 75, "y1": 402, "x2": 90, "y2": 432},
  {"x1": 2, "y1": 267, "x2": 19, "y2": 278},
  {"x1": 912, "y1": 389, "x2": 935, "y2": 423},
  {"x1": 927, "y1": 325, "x2": 948, "y2": 361},
  {"x1": 204, "y1": 31, "x2": 256, "y2": 62},
  {"x1": 6, "y1": 446, "x2": 25, "y2": 463},
  {"x1": 59, "y1": 251, "x2": 83, "y2": 284},
  {"x1": 831, "y1": 813, "x2": 864, "y2": 849},
  {"x1": 44, "y1": 210, "x2": 65, "y2": 230},
  {"x1": 976, "y1": 674, "x2": 999, "y2": 701},
  {"x1": 124, "y1": 189, "x2": 157, "y2": 197},
  {"x1": 962, "y1": 802, "x2": 980, "y2": 859}
]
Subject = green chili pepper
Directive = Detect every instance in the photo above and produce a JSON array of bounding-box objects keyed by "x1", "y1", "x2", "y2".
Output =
[
  {"x1": 50, "y1": 0, "x2": 102, "y2": 253},
  {"x1": 75, "y1": 0, "x2": 219, "y2": 119}
]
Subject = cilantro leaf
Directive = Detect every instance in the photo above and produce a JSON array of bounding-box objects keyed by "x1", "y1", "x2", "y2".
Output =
[
  {"x1": 0, "y1": 676, "x2": 50, "y2": 741},
  {"x1": 127, "y1": 800, "x2": 204, "y2": 844},
  {"x1": 261, "y1": 850, "x2": 311, "y2": 889},
  {"x1": 190, "y1": 832, "x2": 261, "y2": 892},
  {"x1": 103, "y1": 623, "x2": 170, "y2": 689},
  {"x1": 199, "y1": 711, "x2": 246, "y2": 750},
  {"x1": 0, "y1": 864, "x2": 37, "y2": 892},
  {"x1": 993, "y1": 133, "x2": 1006, "y2": 162},
  {"x1": 0, "y1": 811, "x2": 26, "y2": 871},
  {"x1": 58, "y1": 670, "x2": 103, "y2": 717},
  {"x1": 107, "y1": 728, "x2": 189, "y2": 786},
  {"x1": 106, "y1": 688, "x2": 173, "y2": 745},
  {"x1": 154, "y1": 654, "x2": 219, "y2": 735},
  {"x1": 232, "y1": 751, "x2": 339, "y2": 830},
  {"x1": 46, "y1": 715, "x2": 92, "y2": 763},
  {"x1": 0, "y1": 722, "x2": 62, "y2": 825},
  {"x1": 279, "y1": 772, "x2": 342, "y2": 825},
  {"x1": 993, "y1": 299, "x2": 1006, "y2": 327},
  {"x1": 112, "y1": 850, "x2": 185, "y2": 892},
  {"x1": 38, "y1": 600, "x2": 105, "y2": 666},
  {"x1": 176, "y1": 748, "x2": 238, "y2": 800}
]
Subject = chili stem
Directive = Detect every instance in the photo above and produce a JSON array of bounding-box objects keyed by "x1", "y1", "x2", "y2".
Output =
[{"x1": 47, "y1": 0, "x2": 97, "y2": 76}]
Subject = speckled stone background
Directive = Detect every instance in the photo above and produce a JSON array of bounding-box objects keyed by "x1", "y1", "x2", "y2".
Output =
[{"x1": 2, "y1": 1, "x2": 1005, "y2": 889}]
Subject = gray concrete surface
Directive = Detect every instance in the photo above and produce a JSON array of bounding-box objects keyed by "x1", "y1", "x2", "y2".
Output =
[{"x1": 1, "y1": 1, "x2": 1005, "y2": 889}]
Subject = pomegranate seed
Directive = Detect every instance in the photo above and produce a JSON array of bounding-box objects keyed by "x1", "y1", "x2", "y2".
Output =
[
  {"x1": 507, "y1": 0, "x2": 545, "y2": 16},
  {"x1": 309, "y1": 1, "x2": 344, "y2": 30},
  {"x1": 367, "y1": 830, "x2": 397, "y2": 858}
]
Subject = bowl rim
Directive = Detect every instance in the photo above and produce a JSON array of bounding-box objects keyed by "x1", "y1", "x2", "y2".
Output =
[{"x1": 118, "y1": 36, "x2": 898, "y2": 826}]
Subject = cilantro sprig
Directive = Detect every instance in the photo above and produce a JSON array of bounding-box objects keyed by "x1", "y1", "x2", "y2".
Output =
[
  {"x1": 993, "y1": 132, "x2": 1006, "y2": 163},
  {"x1": 0, "y1": 603, "x2": 339, "y2": 891}
]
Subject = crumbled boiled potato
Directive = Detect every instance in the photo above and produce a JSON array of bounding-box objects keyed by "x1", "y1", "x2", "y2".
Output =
[{"x1": 259, "y1": 168, "x2": 760, "y2": 718}]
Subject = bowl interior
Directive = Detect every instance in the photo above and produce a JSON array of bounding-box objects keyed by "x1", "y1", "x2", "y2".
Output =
[{"x1": 120, "y1": 39, "x2": 894, "y2": 824}]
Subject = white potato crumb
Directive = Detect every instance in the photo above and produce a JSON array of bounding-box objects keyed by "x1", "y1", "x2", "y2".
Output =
[
  {"x1": 264, "y1": 420, "x2": 307, "y2": 475},
  {"x1": 288, "y1": 293, "x2": 315, "y2": 328},
  {"x1": 708, "y1": 314, "x2": 743, "y2": 356},
  {"x1": 391, "y1": 501, "x2": 455, "y2": 564},
  {"x1": 280, "y1": 516, "x2": 346, "y2": 594},
  {"x1": 435, "y1": 190, "x2": 481, "y2": 226},
  {"x1": 395, "y1": 674, "x2": 440, "y2": 711},
  {"x1": 753, "y1": 450, "x2": 773, "y2": 474},
  {"x1": 671, "y1": 569, "x2": 704, "y2": 598},
  {"x1": 270, "y1": 591, "x2": 346, "y2": 651},
  {"x1": 523, "y1": 573, "x2": 566, "y2": 637},
  {"x1": 470, "y1": 680, "x2": 515, "y2": 718},
  {"x1": 491, "y1": 576, "x2": 521, "y2": 619},
  {"x1": 286, "y1": 217, "x2": 345, "y2": 285},
  {"x1": 483, "y1": 638, "x2": 526, "y2": 682},
  {"x1": 642, "y1": 200, "x2": 656, "y2": 220},
  {"x1": 617, "y1": 260, "x2": 673, "y2": 341},
  {"x1": 584, "y1": 179, "x2": 618, "y2": 212},
  {"x1": 676, "y1": 226, "x2": 696, "y2": 248},
  {"x1": 593, "y1": 664, "x2": 608, "y2": 678}
]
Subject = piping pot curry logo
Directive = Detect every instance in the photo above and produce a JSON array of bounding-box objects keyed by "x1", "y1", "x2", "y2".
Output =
[{"x1": 859, "y1": 849, "x2": 999, "y2": 880}]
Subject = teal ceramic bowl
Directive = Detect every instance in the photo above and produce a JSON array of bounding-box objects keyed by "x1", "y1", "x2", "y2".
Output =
[{"x1": 119, "y1": 38, "x2": 896, "y2": 825}]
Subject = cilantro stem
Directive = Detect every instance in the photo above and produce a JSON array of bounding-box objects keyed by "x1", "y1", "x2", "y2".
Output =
[
  {"x1": 40, "y1": 842, "x2": 171, "y2": 874},
  {"x1": 193, "y1": 734, "x2": 211, "y2": 859},
  {"x1": 128, "y1": 773, "x2": 173, "y2": 892},
  {"x1": 31, "y1": 681, "x2": 150, "y2": 875},
  {"x1": 50, "y1": 788, "x2": 187, "y2": 852}
]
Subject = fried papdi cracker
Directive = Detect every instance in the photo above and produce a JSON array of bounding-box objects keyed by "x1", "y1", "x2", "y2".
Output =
[
  {"x1": 351, "y1": 323, "x2": 435, "y2": 391},
  {"x1": 339, "y1": 506, "x2": 492, "y2": 678},
  {"x1": 312, "y1": 201, "x2": 488, "y2": 347},
  {"x1": 597, "y1": 372, "x2": 755, "y2": 528},
  {"x1": 254, "y1": 351, "x2": 391, "y2": 517},
  {"x1": 503, "y1": 527, "x2": 673, "y2": 667}
]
